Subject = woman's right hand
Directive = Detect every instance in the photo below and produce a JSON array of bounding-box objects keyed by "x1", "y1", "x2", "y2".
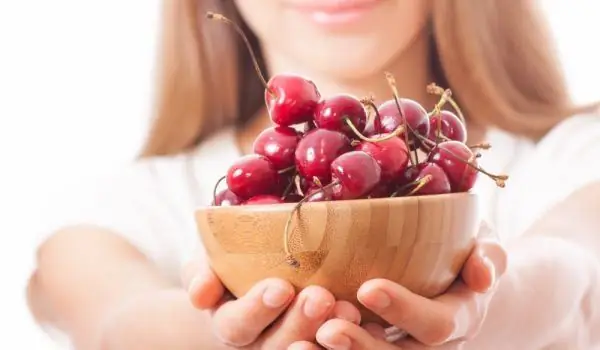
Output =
[{"x1": 182, "y1": 254, "x2": 361, "y2": 350}]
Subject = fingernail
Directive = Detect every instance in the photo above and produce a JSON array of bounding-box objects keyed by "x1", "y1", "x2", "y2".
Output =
[
  {"x1": 481, "y1": 253, "x2": 497, "y2": 290},
  {"x1": 304, "y1": 296, "x2": 334, "y2": 319},
  {"x1": 362, "y1": 289, "x2": 391, "y2": 310},
  {"x1": 263, "y1": 285, "x2": 291, "y2": 308},
  {"x1": 319, "y1": 332, "x2": 351, "y2": 350},
  {"x1": 187, "y1": 276, "x2": 203, "y2": 294}
]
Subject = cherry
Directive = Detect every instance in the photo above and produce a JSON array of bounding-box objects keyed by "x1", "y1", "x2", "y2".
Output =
[
  {"x1": 427, "y1": 110, "x2": 467, "y2": 144},
  {"x1": 330, "y1": 151, "x2": 382, "y2": 200},
  {"x1": 427, "y1": 141, "x2": 480, "y2": 192},
  {"x1": 305, "y1": 185, "x2": 334, "y2": 202},
  {"x1": 375, "y1": 98, "x2": 430, "y2": 147},
  {"x1": 295, "y1": 129, "x2": 352, "y2": 185},
  {"x1": 406, "y1": 163, "x2": 452, "y2": 196},
  {"x1": 367, "y1": 181, "x2": 395, "y2": 198},
  {"x1": 212, "y1": 188, "x2": 243, "y2": 206},
  {"x1": 226, "y1": 154, "x2": 278, "y2": 199},
  {"x1": 243, "y1": 195, "x2": 285, "y2": 205},
  {"x1": 284, "y1": 193, "x2": 304, "y2": 203},
  {"x1": 206, "y1": 12, "x2": 320, "y2": 127},
  {"x1": 266, "y1": 74, "x2": 321, "y2": 126},
  {"x1": 397, "y1": 163, "x2": 427, "y2": 188},
  {"x1": 253, "y1": 126, "x2": 302, "y2": 170},
  {"x1": 314, "y1": 94, "x2": 367, "y2": 137},
  {"x1": 355, "y1": 135, "x2": 410, "y2": 182}
]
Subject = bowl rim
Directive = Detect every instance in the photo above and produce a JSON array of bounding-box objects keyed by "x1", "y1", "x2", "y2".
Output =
[{"x1": 196, "y1": 191, "x2": 478, "y2": 213}]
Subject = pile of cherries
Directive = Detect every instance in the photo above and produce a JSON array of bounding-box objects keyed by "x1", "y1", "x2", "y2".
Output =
[{"x1": 208, "y1": 12, "x2": 507, "y2": 208}]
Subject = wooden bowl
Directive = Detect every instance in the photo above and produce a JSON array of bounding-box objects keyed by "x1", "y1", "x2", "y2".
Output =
[{"x1": 195, "y1": 193, "x2": 480, "y2": 325}]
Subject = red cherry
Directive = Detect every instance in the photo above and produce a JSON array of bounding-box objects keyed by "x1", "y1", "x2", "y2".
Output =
[
  {"x1": 367, "y1": 181, "x2": 395, "y2": 198},
  {"x1": 266, "y1": 74, "x2": 320, "y2": 126},
  {"x1": 374, "y1": 99, "x2": 430, "y2": 147},
  {"x1": 428, "y1": 141, "x2": 478, "y2": 192},
  {"x1": 355, "y1": 135, "x2": 410, "y2": 182},
  {"x1": 305, "y1": 185, "x2": 334, "y2": 202},
  {"x1": 314, "y1": 94, "x2": 367, "y2": 137},
  {"x1": 212, "y1": 189, "x2": 243, "y2": 206},
  {"x1": 408, "y1": 163, "x2": 452, "y2": 195},
  {"x1": 243, "y1": 194, "x2": 285, "y2": 205},
  {"x1": 226, "y1": 154, "x2": 278, "y2": 199},
  {"x1": 253, "y1": 126, "x2": 302, "y2": 170},
  {"x1": 397, "y1": 163, "x2": 427, "y2": 188},
  {"x1": 426, "y1": 110, "x2": 467, "y2": 144},
  {"x1": 330, "y1": 151, "x2": 381, "y2": 200},
  {"x1": 295, "y1": 129, "x2": 352, "y2": 185}
]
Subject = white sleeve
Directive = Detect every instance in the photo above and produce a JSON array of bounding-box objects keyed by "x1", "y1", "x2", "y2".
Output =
[
  {"x1": 496, "y1": 114, "x2": 600, "y2": 238},
  {"x1": 39, "y1": 154, "x2": 203, "y2": 285}
]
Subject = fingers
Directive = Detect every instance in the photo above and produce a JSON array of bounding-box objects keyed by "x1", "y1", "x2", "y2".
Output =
[
  {"x1": 260, "y1": 286, "x2": 335, "y2": 349},
  {"x1": 181, "y1": 250, "x2": 225, "y2": 309},
  {"x1": 358, "y1": 279, "x2": 456, "y2": 345},
  {"x1": 287, "y1": 341, "x2": 322, "y2": 350},
  {"x1": 212, "y1": 278, "x2": 295, "y2": 347},
  {"x1": 330, "y1": 300, "x2": 362, "y2": 324},
  {"x1": 316, "y1": 319, "x2": 395, "y2": 350},
  {"x1": 461, "y1": 240, "x2": 507, "y2": 293}
]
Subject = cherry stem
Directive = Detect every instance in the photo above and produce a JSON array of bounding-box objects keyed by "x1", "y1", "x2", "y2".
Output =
[
  {"x1": 360, "y1": 95, "x2": 382, "y2": 133},
  {"x1": 427, "y1": 83, "x2": 466, "y2": 126},
  {"x1": 206, "y1": 12, "x2": 275, "y2": 99},
  {"x1": 283, "y1": 180, "x2": 340, "y2": 268},
  {"x1": 278, "y1": 165, "x2": 296, "y2": 174},
  {"x1": 212, "y1": 175, "x2": 227, "y2": 204},
  {"x1": 406, "y1": 175, "x2": 433, "y2": 196},
  {"x1": 294, "y1": 175, "x2": 304, "y2": 196},
  {"x1": 281, "y1": 175, "x2": 295, "y2": 200},
  {"x1": 469, "y1": 142, "x2": 492, "y2": 150},
  {"x1": 385, "y1": 72, "x2": 417, "y2": 166},
  {"x1": 344, "y1": 118, "x2": 404, "y2": 142},
  {"x1": 412, "y1": 133, "x2": 508, "y2": 188}
]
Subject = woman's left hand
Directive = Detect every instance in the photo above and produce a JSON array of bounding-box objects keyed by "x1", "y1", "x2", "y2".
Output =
[{"x1": 289, "y1": 238, "x2": 507, "y2": 350}]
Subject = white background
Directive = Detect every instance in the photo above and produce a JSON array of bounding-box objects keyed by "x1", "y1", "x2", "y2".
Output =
[{"x1": 0, "y1": 1, "x2": 598, "y2": 348}]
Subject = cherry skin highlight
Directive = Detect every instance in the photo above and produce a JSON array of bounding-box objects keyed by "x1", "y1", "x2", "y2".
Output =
[
  {"x1": 243, "y1": 195, "x2": 285, "y2": 205},
  {"x1": 355, "y1": 135, "x2": 410, "y2": 182},
  {"x1": 427, "y1": 110, "x2": 467, "y2": 144},
  {"x1": 226, "y1": 154, "x2": 279, "y2": 199},
  {"x1": 314, "y1": 94, "x2": 367, "y2": 137},
  {"x1": 266, "y1": 74, "x2": 320, "y2": 126},
  {"x1": 330, "y1": 151, "x2": 382, "y2": 200},
  {"x1": 305, "y1": 185, "x2": 334, "y2": 202},
  {"x1": 295, "y1": 129, "x2": 352, "y2": 185},
  {"x1": 253, "y1": 126, "x2": 302, "y2": 170},
  {"x1": 428, "y1": 141, "x2": 478, "y2": 192},
  {"x1": 375, "y1": 98, "x2": 430, "y2": 147},
  {"x1": 212, "y1": 189, "x2": 243, "y2": 206}
]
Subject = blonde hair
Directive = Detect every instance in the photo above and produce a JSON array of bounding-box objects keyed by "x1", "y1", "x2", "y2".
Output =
[{"x1": 141, "y1": 0, "x2": 592, "y2": 157}]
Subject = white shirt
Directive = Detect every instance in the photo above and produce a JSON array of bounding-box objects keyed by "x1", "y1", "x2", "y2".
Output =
[{"x1": 43, "y1": 114, "x2": 600, "y2": 285}]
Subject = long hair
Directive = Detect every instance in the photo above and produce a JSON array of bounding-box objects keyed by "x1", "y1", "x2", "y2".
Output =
[{"x1": 141, "y1": 0, "x2": 593, "y2": 157}]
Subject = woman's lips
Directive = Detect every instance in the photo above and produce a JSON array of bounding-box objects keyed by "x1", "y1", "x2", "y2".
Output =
[{"x1": 287, "y1": 0, "x2": 384, "y2": 26}]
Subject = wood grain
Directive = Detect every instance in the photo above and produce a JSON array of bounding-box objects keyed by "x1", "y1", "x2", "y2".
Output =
[{"x1": 195, "y1": 193, "x2": 479, "y2": 325}]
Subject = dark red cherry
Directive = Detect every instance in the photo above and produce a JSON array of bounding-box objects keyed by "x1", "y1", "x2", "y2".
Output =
[
  {"x1": 305, "y1": 185, "x2": 334, "y2": 202},
  {"x1": 397, "y1": 163, "x2": 427, "y2": 188},
  {"x1": 426, "y1": 110, "x2": 467, "y2": 144},
  {"x1": 253, "y1": 126, "x2": 302, "y2": 170},
  {"x1": 330, "y1": 151, "x2": 381, "y2": 200},
  {"x1": 284, "y1": 193, "x2": 304, "y2": 203},
  {"x1": 408, "y1": 163, "x2": 451, "y2": 196},
  {"x1": 212, "y1": 189, "x2": 243, "y2": 206},
  {"x1": 355, "y1": 135, "x2": 410, "y2": 182},
  {"x1": 314, "y1": 94, "x2": 367, "y2": 137},
  {"x1": 375, "y1": 99, "x2": 430, "y2": 147},
  {"x1": 295, "y1": 129, "x2": 352, "y2": 184},
  {"x1": 243, "y1": 194, "x2": 285, "y2": 205},
  {"x1": 266, "y1": 74, "x2": 320, "y2": 126},
  {"x1": 367, "y1": 181, "x2": 395, "y2": 198},
  {"x1": 428, "y1": 141, "x2": 478, "y2": 192},
  {"x1": 226, "y1": 154, "x2": 278, "y2": 199}
]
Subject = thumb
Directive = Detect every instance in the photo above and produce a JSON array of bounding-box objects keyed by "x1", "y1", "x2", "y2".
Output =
[{"x1": 181, "y1": 248, "x2": 225, "y2": 310}]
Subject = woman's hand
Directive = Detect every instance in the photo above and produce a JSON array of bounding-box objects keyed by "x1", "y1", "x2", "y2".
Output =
[
  {"x1": 182, "y1": 253, "x2": 362, "y2": 349},
  {"x1": 290, "y1": 238, "x2": 507, "y2": 350}
]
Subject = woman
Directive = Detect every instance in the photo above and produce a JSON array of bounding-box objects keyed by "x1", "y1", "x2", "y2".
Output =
[{"x1": 27, "y1": 0, "x2": 600, "y2": 349}]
